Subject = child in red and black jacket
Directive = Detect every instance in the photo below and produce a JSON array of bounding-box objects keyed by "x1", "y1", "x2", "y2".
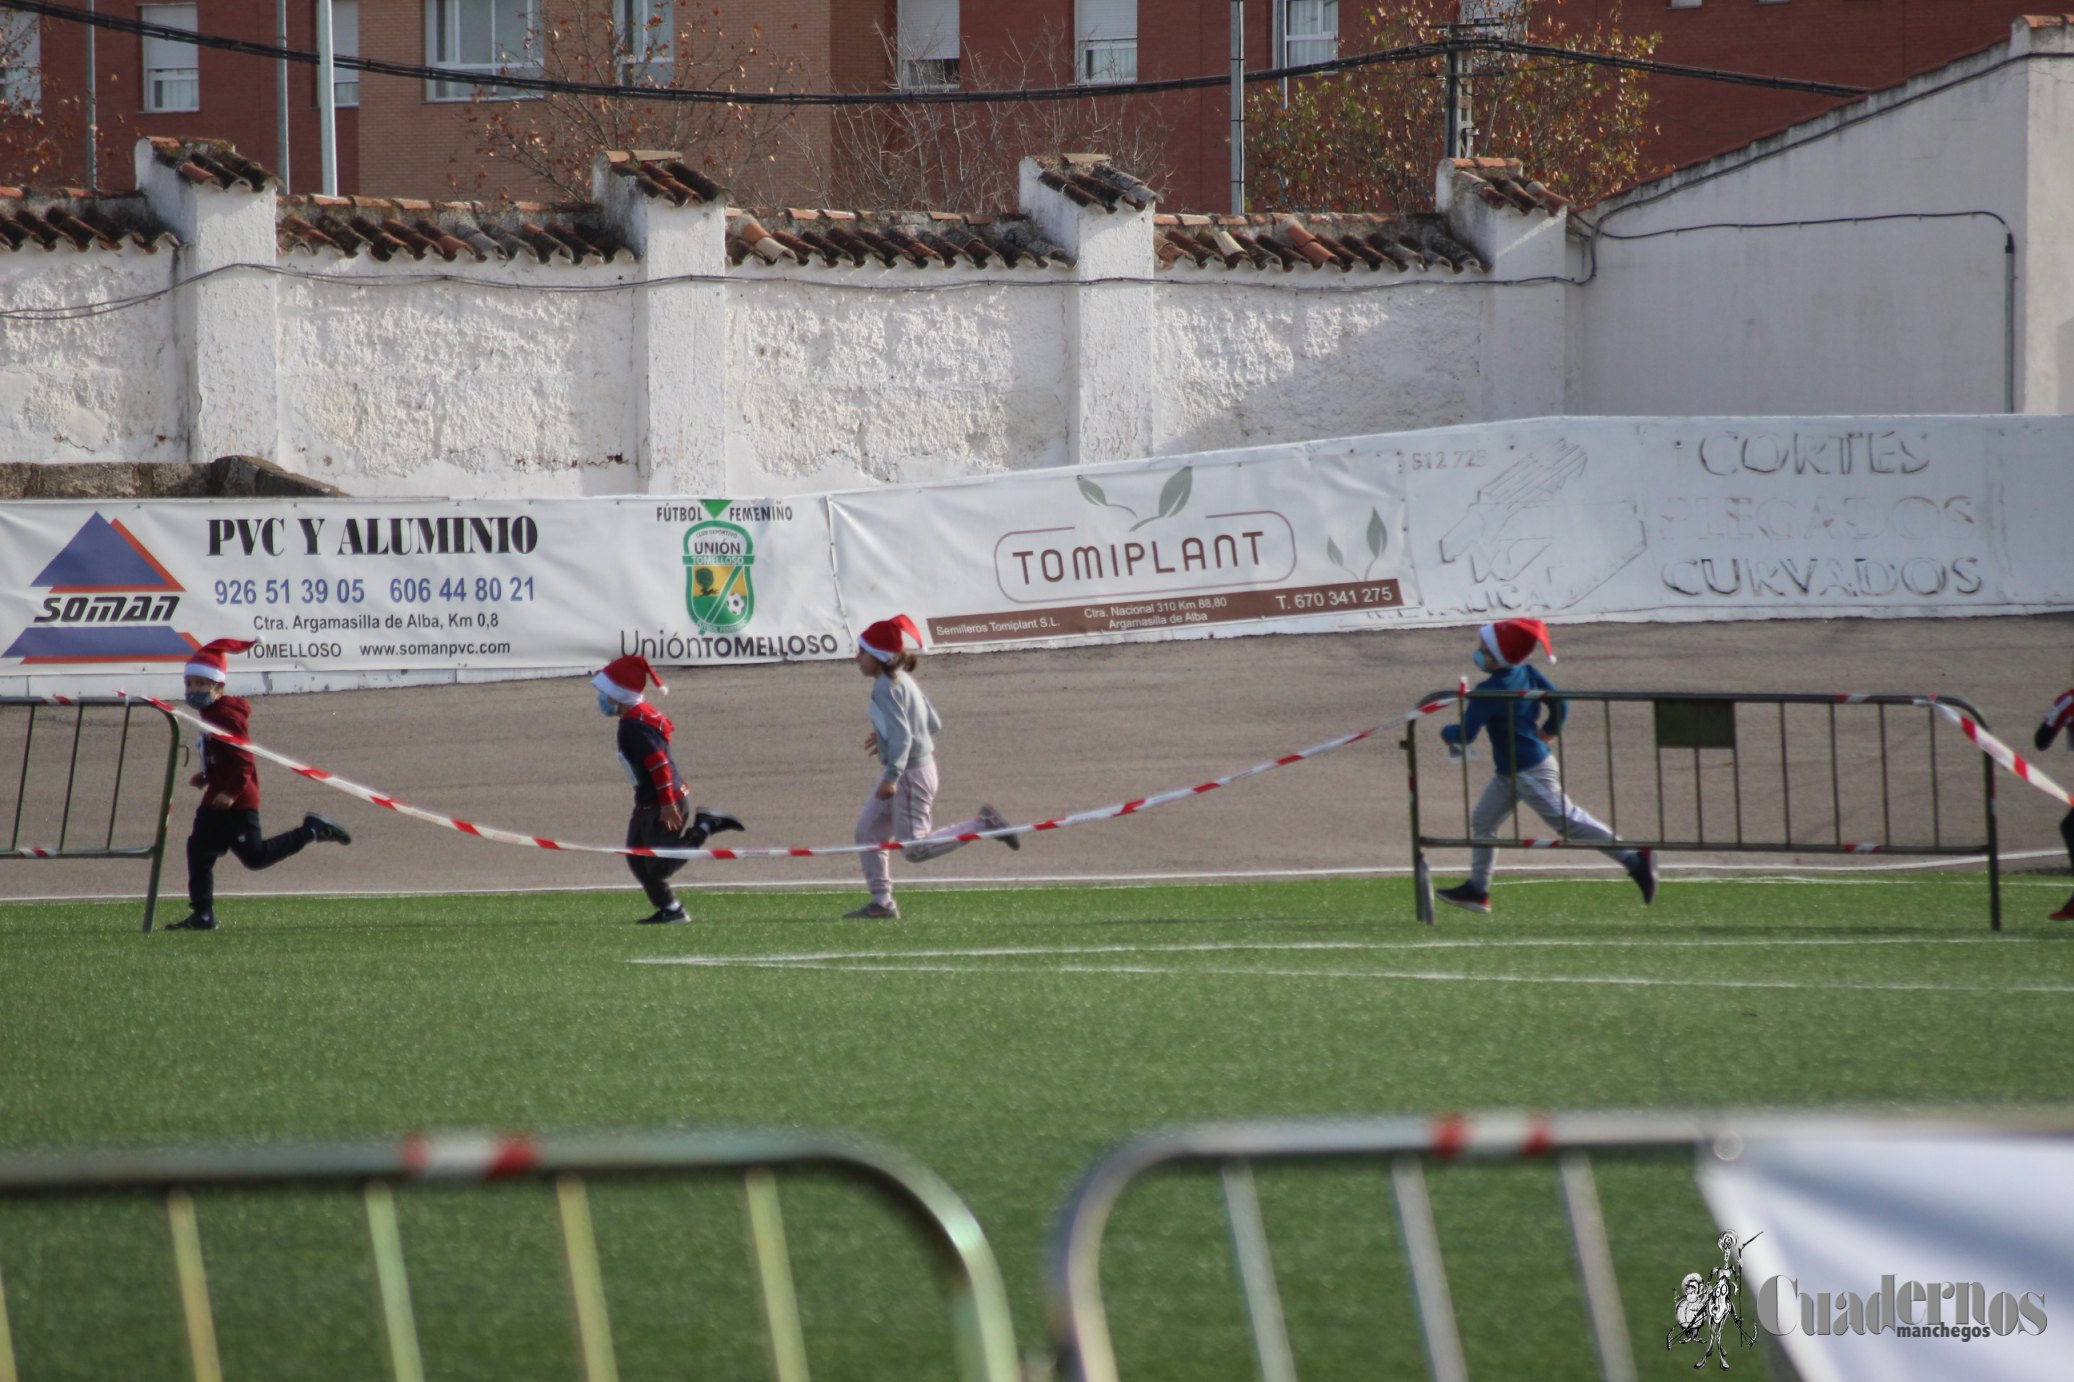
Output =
[
  {"x1": 169, "y1": 639, "x2": 352, "y2": 932},
  {"x1": 2036, "y1": 674, "x2": 2074, "y2": 922},
  {"x1": 593, "y1": 655, "x2": 744, "y2": 924}
]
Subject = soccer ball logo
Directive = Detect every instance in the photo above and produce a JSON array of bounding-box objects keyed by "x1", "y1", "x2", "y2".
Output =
[{"x1": 724, "y1": 592, "x2": 748, "y2": 618}]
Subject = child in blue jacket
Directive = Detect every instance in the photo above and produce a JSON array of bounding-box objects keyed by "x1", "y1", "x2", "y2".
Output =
[{"x1": 1435, "y1": 619, "x2": 1656, "y2": 915}]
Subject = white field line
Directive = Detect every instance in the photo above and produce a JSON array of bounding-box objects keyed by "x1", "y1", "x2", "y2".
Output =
[
  {"x1": 703, "y1": 961, "x2": 2074, "y2": 995},
  {"x1": 3, "y1": 850, "x2": 2063, "y2": 906},
  {"x1": 631, "y1": 934, "x2": 2063, "y2": 969}
]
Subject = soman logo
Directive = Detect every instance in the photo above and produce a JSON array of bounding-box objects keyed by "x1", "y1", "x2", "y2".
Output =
[
  {"x1": 3, "y1": 513, "x2": 197, "y2": 664},
  {"x1": 683, "y1": 509, "x2": 755, "y2": 634}
]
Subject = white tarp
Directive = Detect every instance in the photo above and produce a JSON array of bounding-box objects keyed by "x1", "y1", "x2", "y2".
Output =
[
  {"x1": 4, "y1": 415, "x2": 2071, "y2": 693},
  {"x1": 1698, "y1": 1134, "x2": 2074, "y2": 1381},
  {"x1": 0, "y1": 496, "x2": 847, "y2": 694}
]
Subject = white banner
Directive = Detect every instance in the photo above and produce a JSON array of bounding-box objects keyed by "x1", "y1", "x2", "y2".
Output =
[
  {"x1": 0, "y1": 497, "x2": 848, "y2": 693},
  {"x1": 828, "y1": 439, "x2": 1418, "y2": 647},
  {"x1": 1699, "y1": 1134, "x2": 2074, "y2": 1381},
  {"x1": 5, "y1": 416, "x2": 2070, "y2": 691}
]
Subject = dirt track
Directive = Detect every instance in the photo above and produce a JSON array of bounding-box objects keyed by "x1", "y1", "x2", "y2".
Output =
[{"x1": 6, "y1": 614, "x2": 2072, "y2": 910}]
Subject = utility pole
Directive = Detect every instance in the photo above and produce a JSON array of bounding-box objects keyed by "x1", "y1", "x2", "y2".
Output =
[
  {"x1": 1438, "y1": 21, "x2": 1503, "y2": 162},
  {"x1": 1229, "y1": 0, "x2": 1245, "y2": 214},
  {"x1": 276, "y1": 0, "x2": 290, "y2": 190},
  {"x1": 317, "y1": 0, "x2": 337, "y2": 194},
  {"x1": 84, "y1": 0, "x2": 96, "y2": 187}
]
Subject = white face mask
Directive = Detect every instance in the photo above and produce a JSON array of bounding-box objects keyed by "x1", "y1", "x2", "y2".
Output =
[{"x1": 597, "y1": 690, "x2": 620, "y2": 716}]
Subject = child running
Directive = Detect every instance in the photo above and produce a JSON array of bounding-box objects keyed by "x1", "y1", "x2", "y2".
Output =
[
  {"x1": 593, "y1": 654, "x2": 744, "y2": 924},
  {"x1": 168, "y1": 638, "x2": 352, "y2": 932},
  {"x1": 2034, "y1": 670, "x2": 2074, "y2": 922},
  {"x1": 847, "y1": 615, "x2": 1019, "y2": 920},
  {"x1": 1434, "y1": 618, "x2": 1657, "y2": 915}
]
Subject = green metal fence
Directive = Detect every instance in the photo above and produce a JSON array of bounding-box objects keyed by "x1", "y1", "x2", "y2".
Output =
[
  {"x1": 1, "y1": 695, "x2": 184, "y2": 931},
  {"x1": 0, "y1": 1129, "x2": 1020, "y2": 1382}
]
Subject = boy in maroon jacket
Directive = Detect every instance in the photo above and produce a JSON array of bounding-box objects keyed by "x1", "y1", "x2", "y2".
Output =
[{"x1": 167, "y1": 639, "x2": 351, "y2": 932}]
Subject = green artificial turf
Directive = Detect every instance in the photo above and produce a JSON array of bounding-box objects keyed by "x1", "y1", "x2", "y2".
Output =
[{"x1": 1, "y1": 874, "x2": 2070, "y2": 1380}]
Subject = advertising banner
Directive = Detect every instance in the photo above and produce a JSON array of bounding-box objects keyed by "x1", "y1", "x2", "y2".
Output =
[
  {"x1": 0, "y1": 496, "x2": 847, "y2": 693},
  {"x1": 1384, "y1": 416, "x2": 2067, "y2": 623},
  {"x1": 1698, "y1": 1133, "x2": 2074, "y2": 1382},
  {"x1": 827, "y1": 439, "x2": 1419, "y2": 648}
]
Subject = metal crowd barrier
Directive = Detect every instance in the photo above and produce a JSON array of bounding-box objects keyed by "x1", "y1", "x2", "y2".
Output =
[
  {"x1": 1403, "y1": 689, "x2": 2003, "y2": 927},
  {"x1": 0, "y1": 1129, "x2": 1020, "y2": 1382},
  {"x1": 1, "y1": 696, "x2": 184, "y2": 931},
  {"x1": 1043, "y1": 1109, "x2": 2074, "y2": 1382}
]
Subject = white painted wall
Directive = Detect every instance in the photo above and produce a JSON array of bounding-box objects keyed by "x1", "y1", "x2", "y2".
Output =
[
  {"x1": 1577, "y1": 20, "x2": 2071, "y2": 418},
  {"x1": 0, "y1": 19, "x2": 2067, "y2": 496},
  {"x1": 0, "y1": 248, "x2": 182, "y2": 463}
]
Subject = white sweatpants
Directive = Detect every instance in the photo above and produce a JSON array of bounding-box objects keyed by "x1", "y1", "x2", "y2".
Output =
[
  {"x1": 1468, "y1": 758, "x2": 1637, "y2": 889},
  {"x1": 855, "y1": 760, "x2": 983, "y2": 906}
]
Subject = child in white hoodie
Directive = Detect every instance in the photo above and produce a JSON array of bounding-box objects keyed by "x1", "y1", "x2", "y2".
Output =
[{"x1": 847, "y1": 614, "x2": 1018, "y2": 919}]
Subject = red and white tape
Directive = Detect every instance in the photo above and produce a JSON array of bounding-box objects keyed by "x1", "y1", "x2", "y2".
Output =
[
  {"x1": 117, "y1": 691, "x2": 1465, "y2": 863},
  {"x1": 1920, "y1": 695, "x2": 2073, "y2": 808}
]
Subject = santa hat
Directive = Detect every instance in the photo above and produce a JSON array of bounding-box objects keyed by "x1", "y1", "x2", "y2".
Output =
[
  {"x1": 858, "y1": 614, "x2": 924, "y2": 664},
  {"x1": 592, "y1": 654, "x2": 666, "y2": 706},
  {"x1": 1478, "y1": 618, "x2": 1556, "y2": 668},
  {"x1": 184, "y1": 638, "x2": 257, "y2": 684}
]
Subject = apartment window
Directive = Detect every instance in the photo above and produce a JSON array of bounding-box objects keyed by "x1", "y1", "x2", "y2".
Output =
[
  {"x1": 0, "y1": 12, "x2": 39, "y2": 112},
  {"x1": 140, "y1": 4, "x2": 199, "y2": 113},
  {"x1": 426, "y1": 0, "x2": 539, "y2": 100},
  {"x1": 319, "y1": 0, "x2": 360, "y2": 106},
  {"x1": 1458, "y1": 0, "x2": 1525, "y2": 38},
  {"x1": 1076, "y1": 0, "x2": 1135, "y2": 84},
  {"x1": 1282, "y1": 0, "x2": 1335, "y2": 67},
  {"x1": 896, "y1": 0, "x2": 958, "y2": 89},
  {"x1": 618, "y1": 0, "x2": 671, "y2": 86}
]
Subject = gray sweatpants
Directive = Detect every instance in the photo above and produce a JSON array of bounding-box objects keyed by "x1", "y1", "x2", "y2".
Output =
[
  {"x1": 1468, "y1": 758, "x2": 1638, "y2": 889},
  {"x1": 854, "y1": 761, "x2": 985, "y2": 906}
]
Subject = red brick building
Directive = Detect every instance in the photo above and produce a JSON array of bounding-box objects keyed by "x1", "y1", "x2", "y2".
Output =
[{"x1": 0, "y1": 0, "x2": 2054, "y2": 204}]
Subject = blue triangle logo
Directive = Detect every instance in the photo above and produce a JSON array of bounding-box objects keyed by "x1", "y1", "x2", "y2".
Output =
[{"x1": 31, "y1": 514, "x2": 183, "y2": 592}]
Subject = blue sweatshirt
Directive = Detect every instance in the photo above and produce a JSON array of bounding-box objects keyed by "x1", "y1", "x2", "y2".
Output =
[{"x1": 1440, "y1": 664, "x2": 1566, "y2": 773}]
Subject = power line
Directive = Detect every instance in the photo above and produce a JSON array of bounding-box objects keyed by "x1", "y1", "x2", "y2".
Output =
[{"x1": 0, "y1": 0, "x2": 1867, "y2": 109}]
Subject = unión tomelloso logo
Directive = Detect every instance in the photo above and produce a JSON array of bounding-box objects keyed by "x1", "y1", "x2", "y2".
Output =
[
  {"x1": 3, "y1": 513, "x2": 196, "y2": 664},
  {"x1": 683, "y1": 502, "x2": 755, "y2": 635},
  {"x1": 1669, "y1": 1231, "x2": 1761, "y2": 1370}
]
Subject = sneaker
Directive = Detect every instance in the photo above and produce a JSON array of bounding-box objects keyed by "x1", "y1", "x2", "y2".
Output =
[
  {"x1": 693, "y1": 808, "x2": 745, "y2": 836},
  {"x1": 166, "y1": 913, "x2": 218, "y2": 931},
  {"x1": 1435, "y1": 883, "x2": 1491, "y2": 915},
  {"x1": 2052, "y1": 899, "x2": 2074, "y2": 922},
  {"x1": 1629, "y1": 849, "x2": 1659, "y2": 906},
  {"x1": 304, "y1": 813, "x2": 352, "y2": 846},
  {"x1": 977, "y1": 804, "x2": 1021, "y2": 851},
  {"x1": 637, "y1": 906, "x2": 690, "y2": 925},
  {"x1": 843, "y1": 901, "x2": 900, "y2": 920}
]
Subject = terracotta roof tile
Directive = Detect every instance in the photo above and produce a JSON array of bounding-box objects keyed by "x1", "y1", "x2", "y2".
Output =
[
  {"x1": 723, "y1": 209, "x2": 1074, "y2": 272},
  {"x1": 145, "y1": 137, "x2": 275, "y2": 192},
  {"x1": 603, "y1": 149, "x2": 727, "y2": 207},
  {"x1": 275, "y1": 195, "x2": 633, "y2": 264},
  {"x1": 1030, "y1": 153, "x2": 1157, "y2": 213},
  {"x1": 1448, "y1": 157, "x2": 1570, "y2": 216},
  {"x1": 1152, "y1": 212, "x2": 1483, "y2": 275},
  {"x1": 0, "y1": 190, "x2": 177, "y2": 253}
]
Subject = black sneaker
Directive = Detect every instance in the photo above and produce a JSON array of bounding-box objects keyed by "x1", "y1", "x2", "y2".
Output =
[
  {"x1": 305, "y1": 813, "x2": 352, "y2": 846},
  {"x1": 1629, "y1": 850, "x2": 1659, "y2": 906},
  {"x1": 693, "y1": 808, "x2": 745, "y2": 836},
  {"x1": 166, "y1": 913, "x2": 218, "y2": 931},
  {"x1": 976, "y1": 805, "x2": 1021, "y2": 851},
  {"x1": 1435, "y1": 882, "x2": 1491, "y2": 915},
  {"x1": 637, "y1": 906, "x2": 690, "y2": 925}
]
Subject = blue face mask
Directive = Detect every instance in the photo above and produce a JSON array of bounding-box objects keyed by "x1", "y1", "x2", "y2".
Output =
[
  {"x1": 1472, "y1": 649, "x2": 1496, "y2": 674},
  {"x1": 184, "y1": 690, "x2": 214, "y2": 709},
  {"x1": 597, "y1": 691, "x2": 619, "y2": 717}
]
